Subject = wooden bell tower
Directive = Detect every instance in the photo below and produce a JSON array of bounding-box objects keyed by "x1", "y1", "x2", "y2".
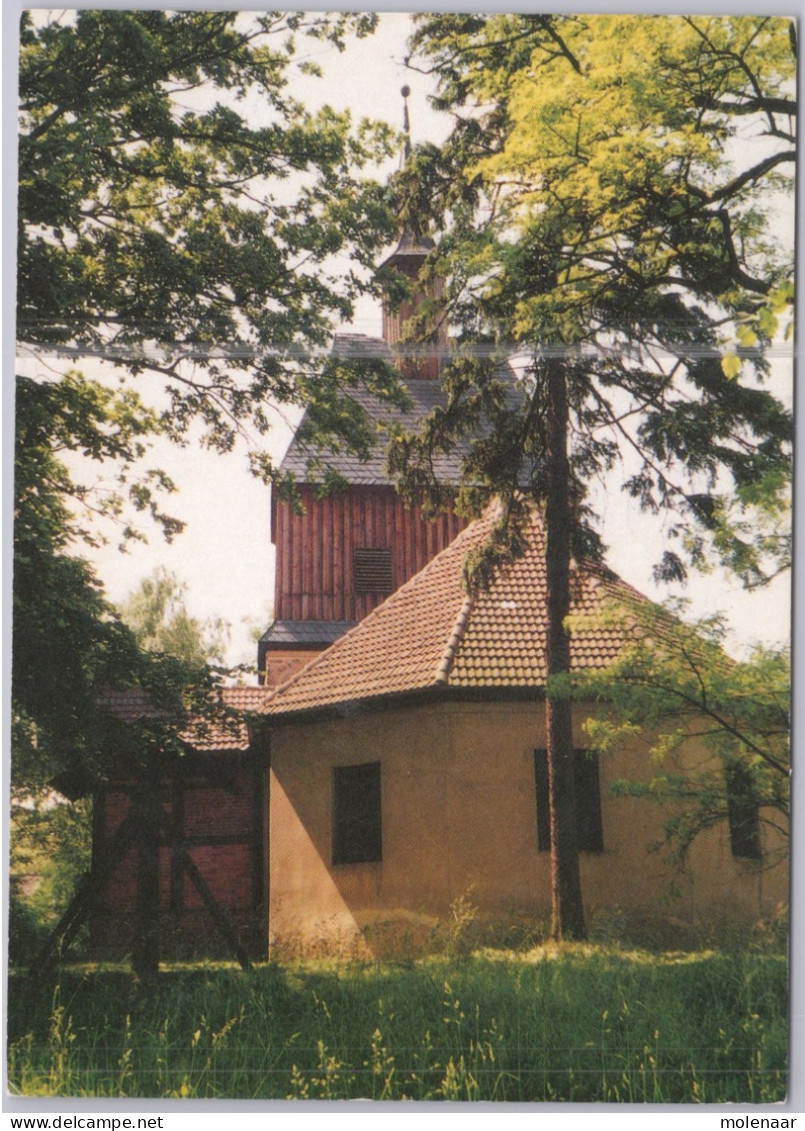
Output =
[{"x1": 259, "y1": 87, "x2": 465, "y2": 687}]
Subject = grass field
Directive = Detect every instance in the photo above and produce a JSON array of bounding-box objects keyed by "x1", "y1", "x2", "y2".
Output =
[{"x1": 7, "y1": 946, "x2": 787, "y2": 1103}]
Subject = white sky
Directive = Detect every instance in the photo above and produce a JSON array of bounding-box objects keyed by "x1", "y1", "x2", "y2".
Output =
[{"x1": 12, "y1": 11, "x2": 794, "y2": 671}]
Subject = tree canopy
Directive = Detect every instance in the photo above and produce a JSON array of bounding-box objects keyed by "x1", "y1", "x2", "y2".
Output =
[
  {"x1": 389, "y1": 14, "x2": 794, "y2": 937},
  {"x1": 14, "y1": 11, "x2": 403, "y2": 790},
  {"x1": 18, "y1": 9, "x2": 400, "y2": 456},
  {"x1": 397, "y1": 13, "x2": 793, "y2": 582},
  {"x1": 13, "y1": 372, "x2": 150, "y2": 788},
  {"x1": 575, "y1": 604, "x2": 789, "y2": 874},
  {"x1": 119, "y1": 567, "x2": 229, "y2": 668},
  {"x1": 12, "y1": 370, "x2": 241, "y2": 792}
]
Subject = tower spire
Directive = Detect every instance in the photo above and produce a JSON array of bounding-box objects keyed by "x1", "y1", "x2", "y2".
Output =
[
  {"x1": 378, "y1": 83, "x2": 446, "y2": 379},
  {"x1": 401, "y1": 85, "x2": 411, "y2": 163}
]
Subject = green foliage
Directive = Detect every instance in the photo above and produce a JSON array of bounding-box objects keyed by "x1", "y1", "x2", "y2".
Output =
[
  {"x1": 18, "y1": 10, "x2": 399, "y2": 457},
  {"x1": 12, "y1": 373, "x2": 226, "y2": 790},
  {"x1": 14, "y1": 12, "x2": 403, "y2": 791},
  {"x1": 13, "y1": 374, "x2": 141, "y2": 786},
  {"x1": 14, "y1": 370, "x2": 181, "y2": 548},
  {"x1": 119, "y1": 568, "x2": 229, "y2": 667},
  {"x1": 389, "y1": 15, "x2": 793, "y2": 943},
  {"x1": 394, "y1": 14, "x2": 794, "y2": 585},
  {"x1": 9, "y1": 796, "x2": 93, "y2": 964},
  {"x1": 573, "y1": 601, "x2": 790, "y2": 868},
  {"x1": 7, "y1": 951, "x2": 788, "y2": 1101},
  {"x1": 11, "y1": 369, "x2": 228, "y2": 959}
]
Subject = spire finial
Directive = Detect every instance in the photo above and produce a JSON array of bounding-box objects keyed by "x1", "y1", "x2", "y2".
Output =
[{"x1": 401, "y1": 85, "x2": 411, "y2": 162}]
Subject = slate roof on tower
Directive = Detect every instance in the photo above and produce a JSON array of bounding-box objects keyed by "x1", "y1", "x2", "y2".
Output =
[
  {"x1": 278, "y1": 333, "x2": 525, "y2": 487},
  {"x1": 264, "y1": 504, "x2": 647, "y2": 720},
  {"x1": 258, "y1": 620, "x2": 358, "y2": 648},
  {"x1": 377, "y1": 227, "x2": 437, "y2": 271}
]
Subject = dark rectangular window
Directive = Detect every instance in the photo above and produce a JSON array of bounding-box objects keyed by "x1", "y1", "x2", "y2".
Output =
[
  {"x1": 333, "y1": 762, "x2": 382, "y2": 864},
  {"x1": 725, "y1": 762, "x2": 762, "y2": 860},
  {"x1": 354, "y1": 547, "x2": 393, "y2": 594},
  {"x1": 534, "y1": 749, "x2": 604, "y2": 853}
]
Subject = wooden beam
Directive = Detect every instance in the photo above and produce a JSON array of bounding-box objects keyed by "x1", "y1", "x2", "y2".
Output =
[
  {"x1": 251, "y1": 730, "x2": 269, "y2": 959},
  {"x1": 170, "y1": 765, "x2": 185, "y2": 914},
  {"x1": 181, "y1": 851, "x2": 252, "y2": 970},
  {"x1": 29, "y1": 809, "x2": 139, "y2": 978},
  {"x1": 132, "y1": 756, "x2": 161, "y2": 981},
  {"x1": 154, "y1": 805, "x2": 253, "y2": 970}
]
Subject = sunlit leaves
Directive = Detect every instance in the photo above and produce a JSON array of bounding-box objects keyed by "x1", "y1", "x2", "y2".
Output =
[
  {"x1": 402, "y1": 14, "x2": 794, "y2": 583},
  {"x1": 119, "y1": 567, "x2": 229, "y2": 667},
  {"x1": 575, "y1": 601, "x2": 789, "y2": 867},
  {"x1": 18, "y1": 10, "x2": 398, "y2": 450},
  {"x1": 14, "y1": 11, "x2": 400, "y2": 792}
]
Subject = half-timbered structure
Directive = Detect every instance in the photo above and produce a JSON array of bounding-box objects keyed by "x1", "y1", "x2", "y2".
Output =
[{"x1": 87, "y1": 687, "x2": 269, "y2": 960}]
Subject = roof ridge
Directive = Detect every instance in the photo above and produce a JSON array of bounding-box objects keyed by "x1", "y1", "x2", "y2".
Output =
[
  {"x1": 331, "y1": 331, "x2": 388, "y2": 344},
  {"x1": 435, "y1": 594, "x2": 474, "y2": 685}
]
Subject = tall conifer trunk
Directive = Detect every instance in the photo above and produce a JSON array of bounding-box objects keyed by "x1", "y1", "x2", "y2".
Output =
[{"x1": 543, "y1": 358, "x2": 586, "y2": 940}]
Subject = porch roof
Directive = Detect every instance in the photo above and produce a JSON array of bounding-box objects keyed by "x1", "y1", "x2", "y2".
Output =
[{"x1": 97, "y1": 685, "x2": 272, "y2": 751}]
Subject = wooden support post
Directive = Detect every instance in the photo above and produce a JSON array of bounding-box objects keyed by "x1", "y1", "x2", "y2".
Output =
[
  {"x1": 153, "y1": 802, "x2": 252, "y2": 970},
  {"x1": 251, "y1": 730, "x2": 269, "y2": 959},
  {"x1": 131, "y1": 755, "x2": 161, "y2": 982},
  {"x1": 170, "y1": 762, "x2": 185, "y2": 914}
]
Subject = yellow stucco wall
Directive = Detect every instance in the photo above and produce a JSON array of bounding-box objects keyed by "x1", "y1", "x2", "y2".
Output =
[{"x1": 267, "y1": 701, "x2": 788, "y2": 955}]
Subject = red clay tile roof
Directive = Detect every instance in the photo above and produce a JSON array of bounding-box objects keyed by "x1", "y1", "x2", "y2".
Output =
[
  {"x1": 265, "y1": 505, "x2": 645, "y2": 719},
  {"x1": 218, "y1": 686, "x2": 275, "y2": 714},
  {"x1": 97, "y1": 685, "x2": 273, "y2": 751},
  {"x1": 96, "y1": 687, "x2": 159, "y2": 723}
]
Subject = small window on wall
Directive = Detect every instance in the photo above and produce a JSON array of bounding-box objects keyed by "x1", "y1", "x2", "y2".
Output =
[
  {"x1": 725, "y1": 762, "x2": 762, "y2": 860},
  {"x1": 333, "y1": 762, "x2": 382, "y2": 864},
  {"x1": 354, "y1": 547, "x2": 393, "y2": 594},
  {"x1": 534, "y1": 749, "x2": 604, "y2": 853}
]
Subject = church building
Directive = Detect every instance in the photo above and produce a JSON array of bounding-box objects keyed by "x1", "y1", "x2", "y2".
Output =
[{"x1": 84, "y1": 100, "x2": 788, "y2": 962}]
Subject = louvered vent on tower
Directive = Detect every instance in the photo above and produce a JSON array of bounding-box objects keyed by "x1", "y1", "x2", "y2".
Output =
[{"x1": 354, "y1": 547, "x2": 393, "y2": 594}]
